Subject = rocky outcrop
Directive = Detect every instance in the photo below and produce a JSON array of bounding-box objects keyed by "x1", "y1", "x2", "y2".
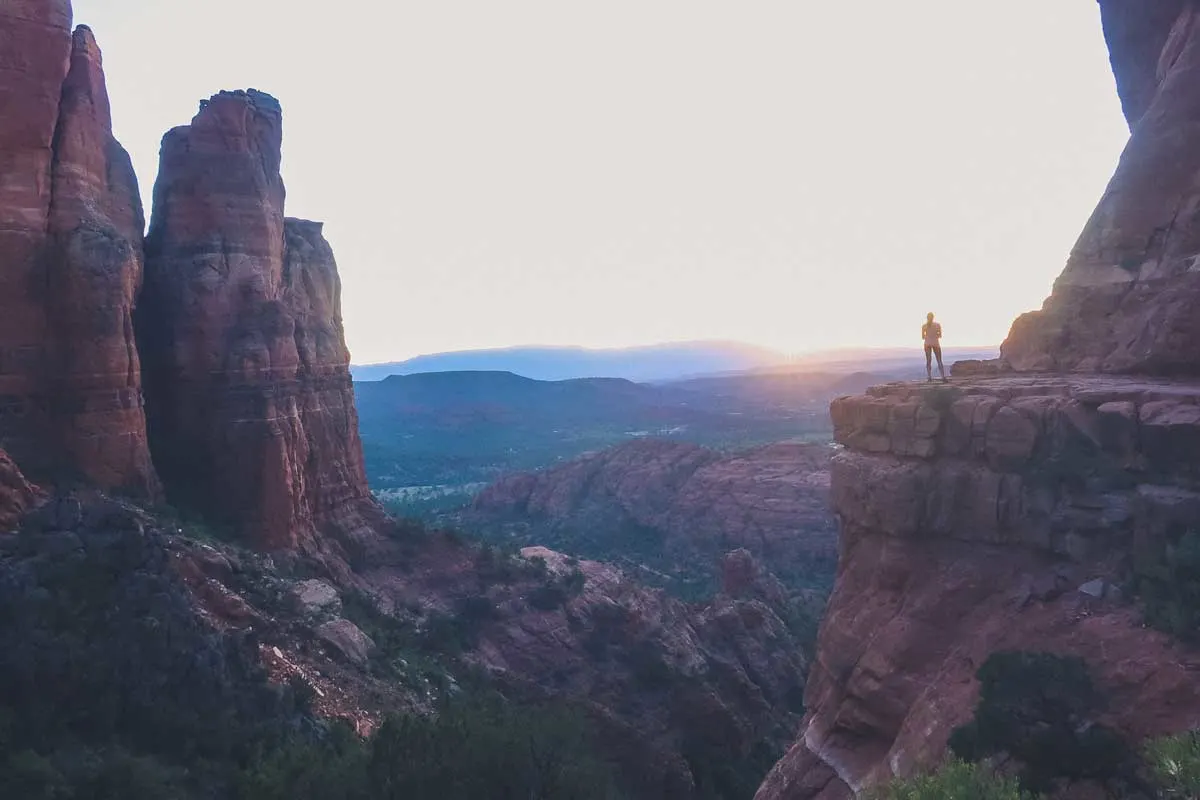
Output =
[
  {"x1": 0, "y1": 7, "x2": 157, "y2": 494},
  {"x1": 757, "y1": 377, "x2": 1200, "y2": 799},
  {"x1": 1002, "y1": 1, "x2": 1200, "y2": 374},
  {"x1": 0, "y1": 493, "x2": 309, "y2": 773},
  {"x1": 139, "y1": 90, "x2": 386, "y2": 556},
  {"x1": 365, "y1": 540, "x2": 810, "y2": 799},
  {"x1": 0, "y1": 447, "x2": 42, "y2": 532},
  {"x1": 469, "y1": 438, "x2": 837, "y2": 589}
]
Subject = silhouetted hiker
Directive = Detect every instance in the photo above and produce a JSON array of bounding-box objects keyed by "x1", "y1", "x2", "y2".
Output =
[{"x1": 922, "y1": 312, "x2": 946, "y2": 382}]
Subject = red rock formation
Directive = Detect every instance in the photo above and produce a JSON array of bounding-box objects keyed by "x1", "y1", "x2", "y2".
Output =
[
  {"x1": 470, "y1": 438, "x2": 837, "y2": 581},
  {"x1": 756, "y1": 377, "x2": 1200, "y2": 799},
  {"x1": 1002, "y1": 1, "x2": 1200, "y2": 374},
  {"x1": 0, "y1": 6, "x2": 157, "y2": 495},
  {"x1": 139, "y1": 90, "x2": 386, "y2": 557},
  {"x1": 0, "y1": 447, "x2": 43, "y2": 533}
]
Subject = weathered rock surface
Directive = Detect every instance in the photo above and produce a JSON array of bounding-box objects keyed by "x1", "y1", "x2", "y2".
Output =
[
  {"x1": 314, "y1": 618, "x2": 375, "y2": 666},
  {"x1": 469, "y1": 438, "x2": 837, "y2": 588},
  {"x1": 289, "y1": 578, "x2": 342, "y2": 616},
  {"x1": 1002, "y1": 1, "x2": 1200, "y2": 374},
  {"x1": 365, "y1": 539, "x2": 810, "y2": 799},
  {"x1": 0, "y1": 447, "x2": 42, "y2": 533},
  {"x1": 0, "y1": 9, "x2": 157, "y2": 494},
  {"x1": 757, "y1": 376, "x2": 1200, "y2": 799},
  {"x1": 139, "y1": 90, "x2": 387, "y2": 557}
]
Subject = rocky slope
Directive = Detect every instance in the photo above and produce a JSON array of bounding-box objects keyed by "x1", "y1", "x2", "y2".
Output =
[
  {"x1": 468, "y1": 438, "x2": 836, "y2": 594},
  {"x1": 1002, "y1": 0, "x2": 1200, "y2": 374},
  {"x1": 0, "y1": 5, "x2": 157, "y2": 495},
  {"x1": 137, "y1": 89, "x2": 387, "y2": 558},
  {"x1": 364, "y1": 543, "x2": 809, "y2": 798}
]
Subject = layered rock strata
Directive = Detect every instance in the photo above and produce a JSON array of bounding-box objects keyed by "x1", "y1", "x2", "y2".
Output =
[
  {"x1": 138, "y1": 90, "x2": 386, "y2": 555},
  {"x1": 1002, "y1": 0, "x2": 1200, "y2": 374},
  {"x1": 756, "y1": 377, "x2": 1200, "y2": 798},
  {"x1": 0, "y1": 6, "x2": 157, "y2": 494},
  {"x1": 470, "y1": 438, "x2": 837, "y2": 583}
]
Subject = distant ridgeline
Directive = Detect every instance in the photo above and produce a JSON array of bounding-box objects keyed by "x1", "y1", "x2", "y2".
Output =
[{"x1": 353, "y1": 368, "x2": 858, "y2": 515}]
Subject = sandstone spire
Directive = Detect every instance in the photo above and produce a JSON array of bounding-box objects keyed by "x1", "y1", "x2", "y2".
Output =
[
  {"x1": 0, "y1": 3, "x2": 158, "y2": 495},
  {"x1": 139, "y1": 90, "x2": 385, "y2": 555}
]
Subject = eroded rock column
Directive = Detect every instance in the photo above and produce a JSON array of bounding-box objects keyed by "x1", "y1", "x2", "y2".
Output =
[
  {"x1": 139, "y1": 90, "x2": 384, "y2": 555},
  {"x1": 0, "y1": 3, "x2": 157, "y2": 496}
]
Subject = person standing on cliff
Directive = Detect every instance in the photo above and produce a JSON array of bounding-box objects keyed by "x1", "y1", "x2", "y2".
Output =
[{"x1": 922, "y1": 312, "x2": 946, "y2": 382}]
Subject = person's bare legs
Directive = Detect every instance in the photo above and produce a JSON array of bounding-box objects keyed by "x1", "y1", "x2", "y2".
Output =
[
  {"x1": 925, "y1": 344, "x2": 933, "y2": 381},
  {"x1": 934, "y1": 345, "x2": 946, "y2": 382}
]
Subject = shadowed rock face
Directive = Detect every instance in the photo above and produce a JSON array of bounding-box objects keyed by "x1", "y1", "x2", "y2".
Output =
[
  {"x1": 139, "y1": 90, "x2": 385, "y2": 555},
  {"x1": 0, "y1": 9, "x2": 158, "y2": 495},
  {"x1": 1003, "y1": 1, "x2": 1200, "y2": 374},
  {"x1": 0, "y1": 447, "x2": 42, "y2": 533},
  {"x1": 757, "y1": 378, "x2": 1200, "y2": 799}
]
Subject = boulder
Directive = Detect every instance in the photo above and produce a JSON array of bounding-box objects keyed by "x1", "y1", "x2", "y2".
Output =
[
  {"x1": 314, "y1": 618, "x2": 375, "y2": 667},
  {"x1": 290, "y1": 579, "x2": 342, "y2": 616}
]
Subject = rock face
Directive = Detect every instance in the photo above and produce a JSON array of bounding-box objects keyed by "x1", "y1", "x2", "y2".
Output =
[
  {"x1": 0, "y1": 447, "x2": 42, "y2": 532},
  {"x1": 1002, "y1": 1, "x2": 1200, "y2": 374},
  {"x1": 469, "y1": 438, "x2": 837, "y2": 589},
  {"x1": 756, "y1": 377, "x2": 1200, "y2": 799},
  {"x1": 0, "y1": 6, "x2": 157, "y2": 494},
  {"x1": 138, "y1": 90, "x2": 386, "y2": 555}
]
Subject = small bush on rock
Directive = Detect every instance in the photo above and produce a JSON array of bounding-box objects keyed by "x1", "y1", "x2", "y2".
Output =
[
  {"x1": 1134, "y1": 530, "x2": 1200, "y2": 642},
  {"x1": 867, "y1": 759, "x2": 1032, "y2": 800},
  {"x1": 948, "y1": 651, "x2": 1134, "y2": 792},
  {"x1": 1145, "y1": 731, "x2": 1200, "y2": 798}
]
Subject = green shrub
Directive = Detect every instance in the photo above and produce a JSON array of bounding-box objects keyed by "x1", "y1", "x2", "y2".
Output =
[
  {"x1": 366, "y1": 694, "x2": 622, "y2": 800},
  {"x1": 948, "y1": 651, "x2": 1132, "y2": 792},
  {"x1": 868, "y1": 758, "x2": 1032, "y2": 800},
  {"x1": 1134, "y1": 531, "x2": 1200, "y2": 642},
  {"x1": 529, "y1": 582, "x2": 570, "y2": 610},
  {"x1": 1146, "y1": 731, "x2": 1200, "y2": 798}
]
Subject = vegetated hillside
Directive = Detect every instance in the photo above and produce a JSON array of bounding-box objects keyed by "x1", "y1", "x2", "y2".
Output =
[
  {"x1": 1, "y1": 481, "x2": 811, "y2": 799},
  {"x1": 460, "y1": 438, "x2": 836, "y2": 604},
  {"x1": 354, "y1": 371, "x2": 836, "y2": 512},
  {"x1": 350, "y1": 340, "x2": 786, "y2": 383}
]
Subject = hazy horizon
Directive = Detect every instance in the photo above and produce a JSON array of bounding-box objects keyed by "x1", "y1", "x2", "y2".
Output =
[
  {"x1": 350, "y1": 338, "x2": 1000, "y2": 368},
  {"x1": 74, "y1": 1, "x2": 1129, "y2": 364}
]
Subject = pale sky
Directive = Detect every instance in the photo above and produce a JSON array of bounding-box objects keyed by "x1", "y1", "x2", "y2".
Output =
[{"x1": 73, "y1": 1, "x2": 1129, "y2": 364}]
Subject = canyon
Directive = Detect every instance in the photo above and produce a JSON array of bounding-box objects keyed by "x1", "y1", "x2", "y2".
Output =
[
  {"x1": 5, "y1": 0, "x2": 1200, "y2": 798},
  {"x1": 467, "y1": 438, "x2": 836, "y2": 598},
  {"x1": 759, "y1": 1, "x2": 1200, "y2": 796},
  {"x1": 0, "y1": 3, "x2": 812, "y2": 797}
]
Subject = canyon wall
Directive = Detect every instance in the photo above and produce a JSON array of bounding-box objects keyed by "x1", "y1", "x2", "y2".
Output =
[
  {"x1": 1003, "y1": 0, "x2": 1200, "y2": 374},
  {"x1": 757, "y1": 378, "x2": 1200, "y2": 799},
  {"x1": 470, "y1": 438, "x2": 837, "y2": 596},
  {"x1": 0, "y1": 4, "x2": 157, "y2": 495},
  {"x1": 138, "y1": 90, "x2": 386, "y2": 556}
]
